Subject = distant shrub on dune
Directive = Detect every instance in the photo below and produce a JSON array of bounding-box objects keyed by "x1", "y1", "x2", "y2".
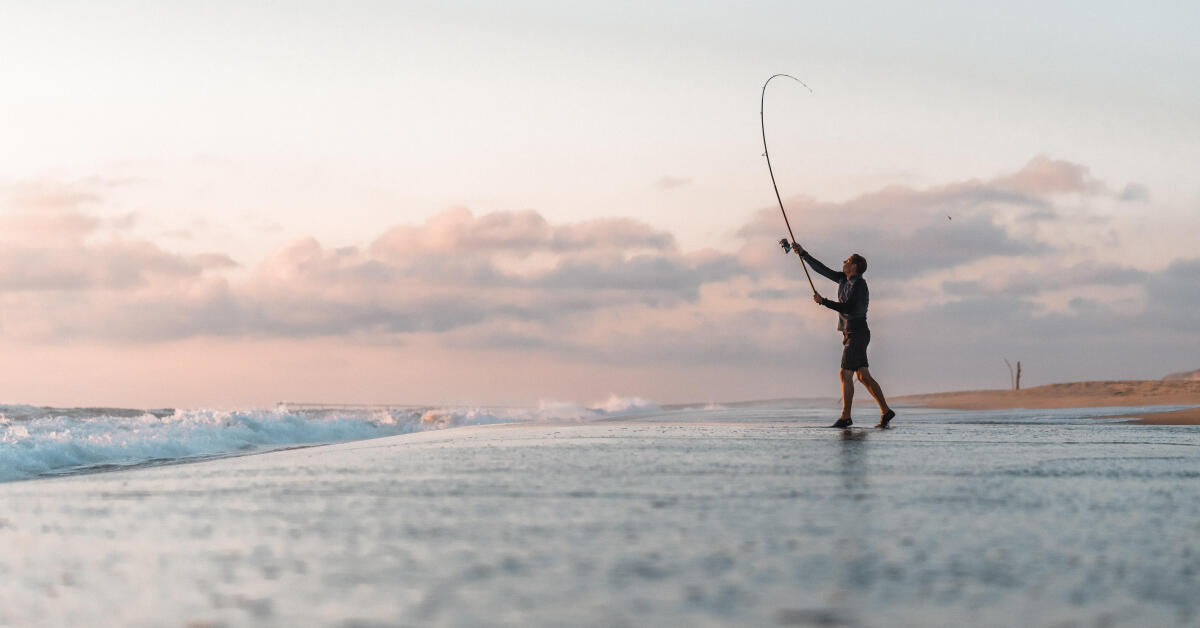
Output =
[{"x1": 1163, "y1": 368, "x2": 1200, "y2": 382}]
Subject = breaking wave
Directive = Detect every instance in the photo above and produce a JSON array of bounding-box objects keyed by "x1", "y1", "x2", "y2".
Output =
[{"x1": 0, "y1": 396, "x2": 661, "y2": 483}]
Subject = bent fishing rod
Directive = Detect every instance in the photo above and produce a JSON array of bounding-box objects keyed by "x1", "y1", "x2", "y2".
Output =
[{"x1": 760, "y1": 73, "x2": 817, "y2": 295}]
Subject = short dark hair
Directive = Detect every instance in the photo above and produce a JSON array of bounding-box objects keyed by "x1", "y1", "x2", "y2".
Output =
[{"x1": 849, "y1": 253, "x2": 867, "y2": 274}]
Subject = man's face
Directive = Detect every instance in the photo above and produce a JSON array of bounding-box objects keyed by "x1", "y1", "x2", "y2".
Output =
[{"x1": 842, "y1": 257, "x2": 857, "y2": 276}]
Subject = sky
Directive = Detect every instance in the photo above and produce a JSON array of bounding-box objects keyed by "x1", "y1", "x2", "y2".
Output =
[{"x1": 1, "y1": 1, "x2": 1198, "y2": 408}]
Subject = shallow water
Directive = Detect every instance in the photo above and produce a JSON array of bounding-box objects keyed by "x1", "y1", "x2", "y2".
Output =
[{"x1": 1, "y1": 405, "x2": 1198, "y2": 626}]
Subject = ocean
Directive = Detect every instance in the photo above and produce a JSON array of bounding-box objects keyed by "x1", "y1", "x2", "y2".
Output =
[
  {"x1": 0, "y1": 398, "x2": 662, "y2": 483},
  {"x1": 2, "y1": 400, "x2": 1198, "y2": 626}
]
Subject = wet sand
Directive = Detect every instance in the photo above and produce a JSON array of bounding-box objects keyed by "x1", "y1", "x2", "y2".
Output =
[
  {"x1": 1117, "y1": 406, "x2": 1200, "y2": 425},
  {"x1": 3, "y1": 406, "x2": 1199, "y2": 626},
  {"x1": 897, "y1": 380, "x2": 1200, "y2": 424}
]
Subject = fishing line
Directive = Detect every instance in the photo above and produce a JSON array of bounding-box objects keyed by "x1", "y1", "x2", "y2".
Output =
[{"x1": 760, "y1": 73, "x2": 817, "y2": 295}]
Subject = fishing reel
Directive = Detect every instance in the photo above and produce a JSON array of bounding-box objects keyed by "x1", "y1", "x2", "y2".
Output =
[{"x1": 779, "y1": 238, "x2": 801, "y2": 255}]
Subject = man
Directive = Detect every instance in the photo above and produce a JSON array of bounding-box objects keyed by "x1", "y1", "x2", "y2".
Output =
[{"x1": 792, "y1": 244, "x2": 895, "y2": 429}]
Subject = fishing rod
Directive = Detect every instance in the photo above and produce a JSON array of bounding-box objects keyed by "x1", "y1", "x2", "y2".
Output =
[{"x1": 760, "y1": 73, "x2": 817, "y2": 295}]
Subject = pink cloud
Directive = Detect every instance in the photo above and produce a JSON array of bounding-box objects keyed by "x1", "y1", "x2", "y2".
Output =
[
  {"x1": 0, "y1": 206, "x2": 234, "y2": 292},
  {"x1": 0, "y1": 176, "x2": 140, "y2": 212},
  {"x1": 0, "y1": 159, "x2": 1194, "y2": 405},
  {"x1": 653, "y1": 176, "x2": 693, "y2": 190},
  {"x1": 992, "y1": 155, "x2": 1102, "y2": 197},
  {"x1": 370, "y1": 207, "x2": 675, "y2": 260},
  {"x1": 733, "y1": 156, "x2": 1138, "y2": 283}
]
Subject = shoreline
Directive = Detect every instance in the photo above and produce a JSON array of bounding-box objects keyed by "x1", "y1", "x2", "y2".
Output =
[
  {"x1": 1117, "y1": 407, "x2": 1200, "y2": 425},
  {"x1": 4, "y1": 412, "x2": 1199, "y2": 625},
  {"x1": 895, "y1": 379, "x2": 1200, "y2": 425}
]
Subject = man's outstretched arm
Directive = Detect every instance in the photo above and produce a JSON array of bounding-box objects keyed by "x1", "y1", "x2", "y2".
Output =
[
  {"x1": 817, "y1": 280, "x2": 865, "y2": 313},
  {"x1": 793, "y1": 246, "x2": 845, "y2": 283}
]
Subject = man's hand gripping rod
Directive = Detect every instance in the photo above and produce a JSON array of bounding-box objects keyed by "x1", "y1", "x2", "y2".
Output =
[{"x1": 780, "y1": 239, "x2": 817, "y2": 294}]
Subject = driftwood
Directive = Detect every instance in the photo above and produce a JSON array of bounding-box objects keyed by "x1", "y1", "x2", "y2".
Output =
[{"x1": 1005, "y1": 359, "x2": 1023, "y2": 391}]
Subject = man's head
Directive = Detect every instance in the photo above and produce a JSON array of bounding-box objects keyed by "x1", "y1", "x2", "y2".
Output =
[{"x1": 842, "y1": 253, "x2": 867, "y2": 277}]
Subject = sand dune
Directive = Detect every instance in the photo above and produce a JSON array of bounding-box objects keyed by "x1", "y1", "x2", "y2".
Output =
[
  {"x1": 897, "y1": 379, "x2": 1200, "y2": 425},
  {"x1": 1164, "y1": 367, "x2": 1200, "y2": 381}
]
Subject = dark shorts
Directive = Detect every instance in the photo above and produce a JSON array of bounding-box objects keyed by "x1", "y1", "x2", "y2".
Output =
[{"x1": 841, "y1": 329, "x2": 870, "y2": 371}]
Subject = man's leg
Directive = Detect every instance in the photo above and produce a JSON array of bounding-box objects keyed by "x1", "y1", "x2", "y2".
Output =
[
  {"x1": 855, "y1": 367, "x2": 891, "y2": 415},
  {"x1": 840, "y1": 368, "x2": 855, "y2": 419}
]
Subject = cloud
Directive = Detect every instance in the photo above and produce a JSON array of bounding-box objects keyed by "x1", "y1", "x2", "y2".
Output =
[
  {"x1": 2, "y1": 159, "x2": 1195, "y2": 396},
  {"x1": 532, "y1": 251, "x2": 742, "y2": 303},
  {"x1": 653, "y1": 176, "x2": 693, "y2": 190},
  {"x1": 0, "y1": 209, "x2": 235, "y2": 293},
  {"x1": 0, "y1": 211, "x2": 101, "y2": 241},
  {"x1": 842, "y1": 214, "x2": 1045, "y2": 279},
  {"x1": 859, "y1": 250, "x2": 1200, "y2": 391},
  {"x1": 369, "y1": 207, "x2": 675, "y2": 259},
  {"x1": 1143, "y1": 257, "x2": 1200, "y2": 330},
  {"x1": 732, "y1": 155, "x2": 1162, "y2": 287},
  {"x1": 0, "y1": 205, "x2": 742, "y2": 343},
  {"x1": 990, "y1": 155, "x2": 1102, "y2": 197},
  {"x1": 242, "y1": 209, "x2": 743, "y2": 338},
  {"x1": 942, "y1": 261, "x2": 1150, "y2": 298},
  {"x1": 0, "y1": 176, "x2": 139, "y2": 212},
  {"x1": 2, "y1": 182, "x2": 100, "y2": 211},
  {"x1": 441, "y1": 306, "x2": 822, "y2": 368},
  {"x1": 1117, "y1": 183, "x2": 1150, "y2": 203},
  {"x1": 735, "y1": 158, "x2": 1087, "y2": 282}
]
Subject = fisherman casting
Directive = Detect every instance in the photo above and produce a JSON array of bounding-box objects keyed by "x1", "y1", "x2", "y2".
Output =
[
  {"x1": 789, "y1": 243, "x2": 895, "y2": 428},
  {"x1": 760, "y1": 74, "x2": 896, "y2": 428}
]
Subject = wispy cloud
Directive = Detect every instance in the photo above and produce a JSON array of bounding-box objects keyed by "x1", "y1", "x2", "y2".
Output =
[
  {"x1": 1117, "y1": 183, "x2": 1150, "y2": 203},
  {"x1": 0, "y1": 176, "x2": 141, "y2": 212},
  {"x1": 653, "y1": 176, "x2": 693, "y2": 190}
]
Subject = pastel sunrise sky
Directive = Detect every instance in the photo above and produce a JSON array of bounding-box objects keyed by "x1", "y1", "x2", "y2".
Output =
[{"x1": 1, "y1": 1, "x2": 1197, "y2": 408}]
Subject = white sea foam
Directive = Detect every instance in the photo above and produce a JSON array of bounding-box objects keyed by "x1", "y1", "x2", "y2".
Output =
[
  {"x1": 0, "y1": 404, "x2": 516, "y2": 483},
  {"x1": 0, "y1": 396, "x2": 681, "y2": 485},
  {"x1": 0, "y1": 396, "x2": 670, "y2": 483},
  {"x1": 531, "y1": 395, "x2": 663, "y2": 420},
  {"x1": 591, "y1": 394, "x2": 660, "y2": 415},
  {"x1": 534, "y1": 400, "x2": 592, "y2": 421}
]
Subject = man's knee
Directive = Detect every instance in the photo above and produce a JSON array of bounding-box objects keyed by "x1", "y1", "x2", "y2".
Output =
[
  {"x1": 840, "y1": 369, "x2": 854, "y2": 382},
  {"x1": 855, "y1": 368, "x2": 874, "y2": 384}
]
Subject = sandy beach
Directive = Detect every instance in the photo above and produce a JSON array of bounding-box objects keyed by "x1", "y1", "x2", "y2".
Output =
[
  {"x1": 1113, "y1": 406, "x2": 1200, "y2": 425},
  {"x1": 897, "y1": 379, "x2": 1200, "y2": 424}
]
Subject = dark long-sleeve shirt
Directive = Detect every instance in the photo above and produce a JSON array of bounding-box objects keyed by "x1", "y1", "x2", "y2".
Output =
[{"x1": 801, "y1": 252, "x2": 869, "y2": 332}]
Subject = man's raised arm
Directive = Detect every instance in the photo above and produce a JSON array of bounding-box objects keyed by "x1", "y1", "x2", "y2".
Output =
[{"x1": 794, "y1": 246, "x2": 845, "y2": 283}]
